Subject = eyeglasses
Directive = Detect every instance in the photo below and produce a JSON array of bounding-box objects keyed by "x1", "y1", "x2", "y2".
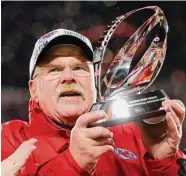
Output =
[{"x1": 33, "y1": 62, "x2": 93, "y2": 79}]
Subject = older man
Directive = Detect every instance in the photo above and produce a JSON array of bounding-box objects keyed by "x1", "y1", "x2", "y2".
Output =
[{"x1": 1, "y1": 29, "x2": 185, "y2": 176}]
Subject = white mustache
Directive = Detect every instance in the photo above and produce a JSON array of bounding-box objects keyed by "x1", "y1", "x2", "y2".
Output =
[{"x1": 57, "y1": 84, "x2": 85, "y2": 100}]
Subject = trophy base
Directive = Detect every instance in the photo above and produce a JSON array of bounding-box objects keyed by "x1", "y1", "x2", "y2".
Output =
[{"x1": 89, "y1": 89, "x2": 168, "y2": 128}]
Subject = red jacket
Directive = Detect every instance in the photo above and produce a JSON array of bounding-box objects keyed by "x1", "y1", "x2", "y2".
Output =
[{"x1": 1, "y1": 99, "x2": 185, "y2": 176}]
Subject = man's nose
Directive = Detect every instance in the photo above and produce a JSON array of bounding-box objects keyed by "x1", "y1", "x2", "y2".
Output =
[{"x1": 61, "y1": 67, "x2": 76, "y2": 84}]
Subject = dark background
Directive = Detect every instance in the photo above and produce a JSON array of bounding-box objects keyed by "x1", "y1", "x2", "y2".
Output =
[{"x1": 1, "y1": 1, "x2": 186, "y2": 147}]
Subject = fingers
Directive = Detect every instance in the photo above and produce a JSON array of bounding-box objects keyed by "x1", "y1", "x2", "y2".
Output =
[
  {"x1": 16, "y1": 138, "x2": 37, "y2": 157},
  {"x1": 10, "y1": 138, "x2": 37, "y2": 168},
  {"x1": 165, "y1": 112, "x2": 181, "y2": 148},
  {"x1": 162, "y1": 99, "x2": 185, "y2": 152},
  {"x1": 2, "y1": 138, "x2": 37, "y2": 176},
  {"x1": 85, "y1": 126, "x2": 113, "y2": 139},
  {"x1": 162, "y1": 100, "x2": 181, "y2": 127},
  {"x1": 71, "y1": 110, "x2": 114, "y2": 172},
  {"x1": 92, "y1": 137, "x2": 114, "y2": 146},
  {"x1": 171, "y1": 100, "x2": 185, "y2": 123},
  {"x1": 166, "y1": 112, "x2": 179, "y2": 137},
  {"x1": 76, "y1": 110, "x2": 107, "y2": 128},
  {"x1": 93, "y1": 145, "x2": 114, "y2": 158},
  {"x1": 19, "y1": 138, "x2": 37, "y2": 150},
  {"x1": 163, "y1": 99, "x2": 185, "y2": 124}
]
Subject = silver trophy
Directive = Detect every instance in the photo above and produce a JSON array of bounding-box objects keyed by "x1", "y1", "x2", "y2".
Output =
[{"x1": 89, "y1": 6, "x2": 169, "y2": 127}]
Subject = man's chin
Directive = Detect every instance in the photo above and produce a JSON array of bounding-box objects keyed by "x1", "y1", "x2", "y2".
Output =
[
  {"x1": 56, "y1": 100, "x2": 88, "y2": 124},
  {"x1": 59, "y1": 111, "x2": 82, "y2": 127},
  {"x1": 57, "y1": 104, "x2": 85, "y2": 118}
]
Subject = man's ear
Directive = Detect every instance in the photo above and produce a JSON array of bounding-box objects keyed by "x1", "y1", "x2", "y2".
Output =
[{"x1": 28, "y1": 79, "x2": 39, "y2": 103}]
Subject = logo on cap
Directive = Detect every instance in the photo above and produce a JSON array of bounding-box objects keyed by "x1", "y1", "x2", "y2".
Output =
[{"x1": 42, "y1": 31, "x2": 58, "y2": 39}]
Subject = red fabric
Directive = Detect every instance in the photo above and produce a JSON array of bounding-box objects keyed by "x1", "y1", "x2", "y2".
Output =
[{"x1": 1, "y1": 99, "x2": 185, "y2": 176}]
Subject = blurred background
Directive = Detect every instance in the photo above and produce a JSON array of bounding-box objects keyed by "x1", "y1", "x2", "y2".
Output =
[{"x1": 1, "y1": 1, "x2": 186, "y2": 147}]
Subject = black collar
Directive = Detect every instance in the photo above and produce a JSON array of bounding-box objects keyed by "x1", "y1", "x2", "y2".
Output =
[{"x1": 54, "y1": 121, "x2": 73, "y2": 131}]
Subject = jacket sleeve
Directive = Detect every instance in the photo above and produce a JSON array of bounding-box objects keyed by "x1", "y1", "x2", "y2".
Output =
[{"x1": 144, "y1": 150, "x2": 186, "y2": 176}]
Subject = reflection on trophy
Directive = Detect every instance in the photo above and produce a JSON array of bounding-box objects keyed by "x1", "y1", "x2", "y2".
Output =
[{"x1": 89, "y1": 6, "x2": 169, "y2": 127}]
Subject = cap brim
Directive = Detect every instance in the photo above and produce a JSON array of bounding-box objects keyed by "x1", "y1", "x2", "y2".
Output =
[{"x1": 37, "y1": 35, "x2": 93, "y2": 64}]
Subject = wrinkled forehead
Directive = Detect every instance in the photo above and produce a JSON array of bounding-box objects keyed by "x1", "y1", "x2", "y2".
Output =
[{"x1": 37, "y1": 44, "x2": 89, "y2": 66}]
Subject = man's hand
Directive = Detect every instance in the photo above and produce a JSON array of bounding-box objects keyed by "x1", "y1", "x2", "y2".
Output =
[
  {"x1": 70, "y1": 110, "x2": 114, "y2": 173},
  {"x1": 153, "y1": 99, "x2": 185, "y2": 159},
  {"x1": 1, "y1": 138, "x2": 37, "y2": 176},
  {"x1": 139, "y1": 99, "x2": 185, "y2": 160}
]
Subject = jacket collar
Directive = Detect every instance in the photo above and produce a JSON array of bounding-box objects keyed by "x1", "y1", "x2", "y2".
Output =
[{"x1": 28, "y1": 99, "x2": 71, "y2": 139}]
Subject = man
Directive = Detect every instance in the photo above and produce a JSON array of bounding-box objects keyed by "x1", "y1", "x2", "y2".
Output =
[{"x1": 1, "y1": 28, "x2": 186, "y2": 176}]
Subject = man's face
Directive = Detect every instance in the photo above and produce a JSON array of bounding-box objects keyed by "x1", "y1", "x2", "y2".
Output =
[{"x1": 29, "y1": 45, "x2": 96, "y2": 126}]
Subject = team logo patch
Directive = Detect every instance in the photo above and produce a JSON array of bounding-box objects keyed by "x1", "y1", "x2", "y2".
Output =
[
  {"x1": 114, "y1": 148, "x2": 138, "y2": 160},
  {"x1": 42, "y1": 31, "x2": 58, "y2": 39}
]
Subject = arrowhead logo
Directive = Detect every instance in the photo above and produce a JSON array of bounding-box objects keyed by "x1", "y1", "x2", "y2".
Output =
[{"x1": 114, "y1": 148, "x2": 138, "y2": 160}]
